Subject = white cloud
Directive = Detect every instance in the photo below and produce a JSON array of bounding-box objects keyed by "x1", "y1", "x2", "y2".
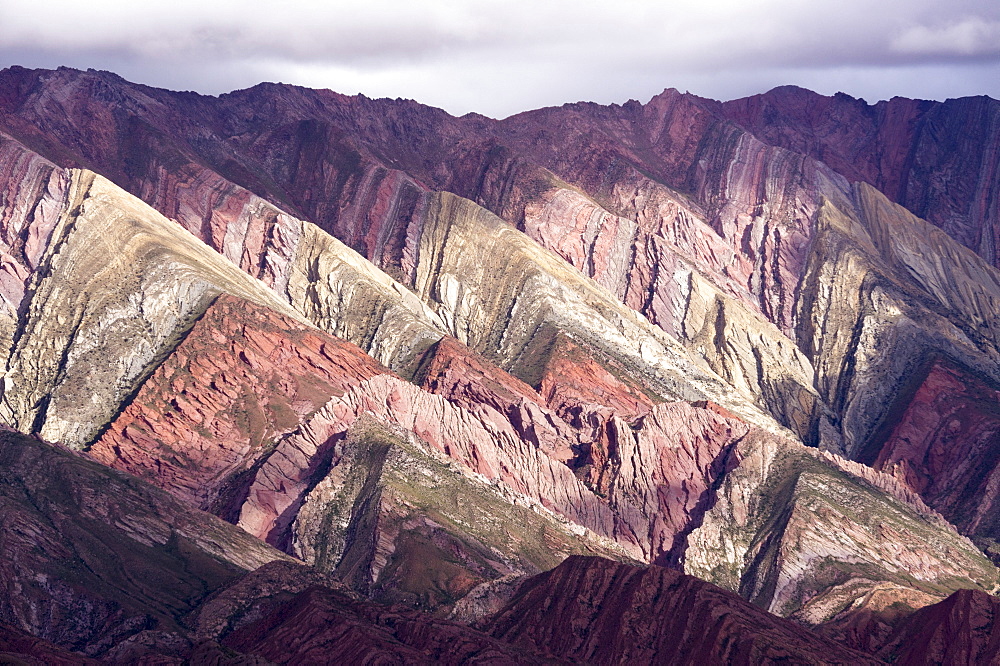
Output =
[{"x1": 892, "y1": 17, "x2": 1000, "y2": 57}]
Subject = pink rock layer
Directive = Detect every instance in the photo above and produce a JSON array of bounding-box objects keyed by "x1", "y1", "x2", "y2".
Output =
[
  {"x1": 3, "y1": 67, "x2": 996, "y2": 338},
  {"x1": 0, "y1": 134, "x2": 69, "y2": 314}
]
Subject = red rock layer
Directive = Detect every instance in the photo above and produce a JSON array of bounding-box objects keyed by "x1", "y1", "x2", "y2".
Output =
[
  {"x1": 539, "y1": 333, "x2": 655, "y2": 424},
  {"x1": 868, "y1": 359, "x2": 1000, "y2": 541},
  {"x1": 89, "y1": 293, "x2": 388, "y2": 511},
  {"x1": 534, "y1": 334, "x2": 661, "y2": 491},
  {"x1": 234, "y1": 364, "x2": 748, "y2": 564},
  {"x1": 0, "y1": 429, "x2": 549, "y2": 663},
  {"x1": 486, "y1": 555, "x2": 879, "y2": 665},
  {"x1": 416, "y1": 335, "x2": 576, "y2": 463},
  {"x1": 603, "y1": 401, "x2": 747, "y2": 564}
]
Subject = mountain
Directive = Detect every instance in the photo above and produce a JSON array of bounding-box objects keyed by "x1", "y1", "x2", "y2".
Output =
[{"x1": 1, "y1": 65, "x2": 1000, "y2": 661}]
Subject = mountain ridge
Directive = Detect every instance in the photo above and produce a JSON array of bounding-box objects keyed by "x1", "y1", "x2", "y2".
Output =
[{"x1": 2, "y1": 66, "x2": 1000, "y2": 662}]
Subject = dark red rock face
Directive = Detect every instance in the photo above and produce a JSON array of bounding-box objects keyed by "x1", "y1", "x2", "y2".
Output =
[
  {"x1": 0, "y1": 621, "x2": 99, "y2": 664},
  {"x1": 89, "y1": 293, "x2": 388, "y2": 512},
  {"x1": 486, "y1": 556, "x2": 879, "y2": 665},
  {"x1": 868, "y1": 359, "x2": 1000, "y2": 543},
  {"x1": 876, "y1": 588, "x2": 1000, "y2": 665},
  {"x1": 218, "y1": 576, "x2": 553, "y2": 665}
]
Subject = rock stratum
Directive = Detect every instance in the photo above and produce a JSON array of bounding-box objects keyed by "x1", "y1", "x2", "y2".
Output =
[{"x1": 1, "y1": 66, "x2": 1000, "y2": 662}]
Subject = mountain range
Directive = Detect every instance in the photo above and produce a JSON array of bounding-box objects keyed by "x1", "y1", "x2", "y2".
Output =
[{"x1": 1, "y1": 65, "x2": 1000, "y2": 663}]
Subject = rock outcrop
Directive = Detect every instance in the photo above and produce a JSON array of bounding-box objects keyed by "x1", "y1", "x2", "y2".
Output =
[
  {"x1": 720, "y1": 86, "x2": 1000, "y2": 268},
  {"x1": 3, "y1": 66, "x2": 1000, "y2": 661},
  {"x1": 873, "y1": 588, "x2": 1000, "y2": 664},
  {"x1": 292, "y1": 417, "x2": 625, "y2": 611},
  {"x1": 867, "y1": 358, "x2": 1000, "y2": 553},
  {"x1": 200, "y1": 562, "x2": 554, "y2": 665}
]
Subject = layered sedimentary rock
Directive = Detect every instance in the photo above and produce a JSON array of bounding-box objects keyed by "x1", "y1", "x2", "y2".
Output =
[
  {"x1": 201, "y1": 562, "x2": 553, "y2": 665},
  {"x1": 3, "y1": 66, "x2": 1000, "y2": 661},
  {"x1": 0, "y1": 135, "x2": 67, "y2": 352},
  {"x1": 873, "y1": 588, "x2": 1000, "y2": 664},
  {"x1": 493, "y1": 90, "x2": 849, "y2": 337},
  {"x1": 277, "y1": 218, "x2": 447, "y2": 376},
  {"x1": 292, "y1": 417, "x2": 624, "y2": 611},
  {"x1": 486, "y1": 555, "x2": 879, "y2": 665},
  {"x1": 684, "y1": 430, "x2": 998, "y2": 623},
  {"x1": 5, "y1": 68, "x2": 997, "y2": 458},
  {"x1": 538, "y1": 333, "x2": 657, "y2": 424},
  {"x1": 720, "y1": 86, "x2": 1000, "y2": 268},
  {"x1": 0, "y1": 621, "x2": 100, "y2": 665},
  {"x1": 89, "y1": 292, "x2": 389, "y2": 511},
  {"x1": 234, "y1": 373, "x2": 625, "y2": 555},
  {"x1": 415, "y1": 335, "x2": 578, "y2": 464},
  {"x1": 0, "y1": 170, "x2": 305, "y2": 448},
  {"x1": 797, "y1": 185, "x2": 1000, "y2": 456},
  {"x1": 1, "y1": 426, "x2": 561, "y2": 663},
  {"x1": 866, "y1": 359, "x2": 1000, "y2": 552},
  {"x1": 397, "y1": 191, "x2": 790, "y2": 440}
]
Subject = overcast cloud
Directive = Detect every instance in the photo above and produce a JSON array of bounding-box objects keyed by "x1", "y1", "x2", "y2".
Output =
[{"x1": 1, "y1": 0, "x2": 998, "y2": 117}]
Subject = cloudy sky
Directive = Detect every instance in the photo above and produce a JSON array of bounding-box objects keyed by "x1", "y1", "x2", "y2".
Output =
[{"x1": 1, "y1": 0, "x2": 998, "y2": 118}]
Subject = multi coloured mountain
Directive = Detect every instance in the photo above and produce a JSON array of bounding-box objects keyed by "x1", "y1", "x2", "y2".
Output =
[{"x1": 1, "y1": 65, "x2": 999, "y2": 663}]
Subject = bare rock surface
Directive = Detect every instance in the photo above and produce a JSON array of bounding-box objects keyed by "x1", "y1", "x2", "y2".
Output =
[
  {"x1": 292, "y1": 417, "x2": 627, "y2": 612},
  {"x1": 0, "y1": 170, "x2": 304, "y2": 449},
  {"x1": 874, "y1": 588, "x2": 1000, "y2": 665},
  {"x1": 89, "y1": 292, "x2": 388, "y2": 511},
  {"x1": 685, "y1": 430, "x2": 999, "y2": 623},
  {"x1": 719, "y1": 86, "x2": 1000, "y2": 268},
  {"x1": 211, "y1": 563, "x2": 556, "y2": 665},
  {"x1": 868, "y1": 358, "x2": 1000, "y2": 552}
]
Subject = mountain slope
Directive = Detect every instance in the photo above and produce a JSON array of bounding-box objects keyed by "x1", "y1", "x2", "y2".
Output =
[{"x1": 2, "y1": 67, "x2": 1000, "y2": 660}]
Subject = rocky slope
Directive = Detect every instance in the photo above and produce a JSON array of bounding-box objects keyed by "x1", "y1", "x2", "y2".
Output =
[
  {"x1": 0, "y1": 427, "x2": 571, "y2": 663},
  {"x1": 88, "y1": 292, "x2": 389, "y2": 512},
  {"x1": 867, "y1": 359, "x2": 1000, "y2": 555},
  {"x1": 2, "y1": 66, "x2": 1000, "y2": 661},
  {"x1": 0, "y1": 163, "x2": 307, "y2": 449},
  {"x1": 684, "y1": 430, "x2": 998, "y2": 623},
  {"x1": 719, "y1": 86, "x2": 1000, "y2": 268},
  {"x1": 0, "y1": 427, "x2": 289, "y2": 659},
  {"x1": 873, "y1": 588, "x2": 1000, "y2": 664}
]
